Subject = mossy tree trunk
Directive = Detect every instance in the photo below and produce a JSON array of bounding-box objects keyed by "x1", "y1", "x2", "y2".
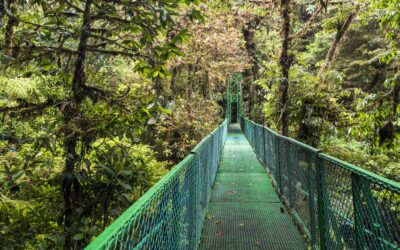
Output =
[
  {"x1": 62, "y1": 0, "x2": 93, "y2": 248},
  {"x1": 279, "y1": 0, "x2": 292, "y2": 136}
]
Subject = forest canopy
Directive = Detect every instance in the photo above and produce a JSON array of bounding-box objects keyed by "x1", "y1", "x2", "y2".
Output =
[{"x1": 0, "y1": 0, "x2": 399, "y2": 249}]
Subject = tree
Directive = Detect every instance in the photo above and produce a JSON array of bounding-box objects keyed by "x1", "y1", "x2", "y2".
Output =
[
  {"x1": 1, "y1": 0, "x2": 200, "y2": 248},
  {"x1": 318, "y1": 3, "x2": 360, "y2": 84},
  {"x1": 236, "y1": 4, "x2": 266, "y2": 121},
  {"x1": 278, "y1": 0, "x2": 292, "y2": 135}
]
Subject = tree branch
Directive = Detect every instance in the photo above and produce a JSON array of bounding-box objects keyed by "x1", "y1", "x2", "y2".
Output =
[
  {"x1": 2, "y1": 2, "x2": 77, "y2": 37},
  {"x1": 63, "y1": 0, "x2": 84, "y2": 13},
  {"x1": 0, "y1": 99, "x2": 57, "y2": 114},
  {"x1": 22, "y1": 45, "x2": 147, "y2": 59},
  {"x1": 289, "y1": 0, "x2": 331, "y2": 42},
  {"x1": 89, "y1": 33, "x2": 135, "y2": 51},
  {"x1": 318, "y1": 5, "x2": 360, "y2": 84},
  {"x1": 86, "y1": 47, "x2": 147, "y2": 58},
  {"x1": 92, "y1": 14, "x2": 131, "y2": 24}
]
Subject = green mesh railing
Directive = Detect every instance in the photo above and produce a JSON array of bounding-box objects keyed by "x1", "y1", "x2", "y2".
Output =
[
  {"x1": 241, "y1": 117, "x2": 400, "y2": 249},
  {"x1": 85, "y1": 120, "x2": 228, "y2": 250}
]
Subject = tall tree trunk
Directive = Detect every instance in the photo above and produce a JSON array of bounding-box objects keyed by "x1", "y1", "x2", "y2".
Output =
[
  {"x1": 154, "y1": 76, "x2": 165, "y2": 105},
  {"x1": 170, "y1": 66, "x2": 180, "y2": 98},
  {"x1": 279, "y1": 0, "x2": 292, "y2": 136},
  {"x1": 318, "y1": 6, "x2": 359, "y2": 84},
  {"x1": 242, "y1": 17, "x2": 260, "y2": 81},
  {"x1": 242, "y1": 69, "x2": 253, "y2": 117},
  {"x1": 393, "y1": 81, "x2": 400, "y2": 116},
  {"x1": 242, "y1": 17, "x2": 262, "y2": 120},
  {"x1": 4, "y1": 0, "x2": 19, "y2": 57},
  {"x1": 187, "y1": 64, "x2": 193, "y2": 98},
  {"x1": 202, "y1": 71, "x2": 210, "y2": 98},
  {"x1": 62, "y1": 0, "x2": 92, "y2": 248},
  {"x1": 146, "y1": 47, "x2": 164, "y2": 105},
  {"x1": 192, "y1": 63, "x2": 198, "y2": 95}
]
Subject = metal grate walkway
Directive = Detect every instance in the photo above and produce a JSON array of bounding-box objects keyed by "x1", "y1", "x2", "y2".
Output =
[{"x1": 199, "y1": 123, "x2": 307, "y2": 249}]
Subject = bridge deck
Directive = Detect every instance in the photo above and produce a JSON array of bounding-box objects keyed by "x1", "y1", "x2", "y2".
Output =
[{"x1": 199, "y1": 124, "x2": 307, "y2": 249}]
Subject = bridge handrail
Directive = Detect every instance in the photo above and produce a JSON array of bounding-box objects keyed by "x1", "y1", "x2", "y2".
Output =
[
  {"x1": 241, "y1": 117, "x2": 400, "y2": 249},
  {"x1": 85, "y1": 119, "x2": 228, "y2": 249}
]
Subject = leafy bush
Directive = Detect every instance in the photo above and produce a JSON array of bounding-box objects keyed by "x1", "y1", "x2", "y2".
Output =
[
  {"x1": 0, "y1": 139, "x2": 167, "y2": 249},
  {"x1": 144, "y1": 95, "x2": 223, "y2": 165}
]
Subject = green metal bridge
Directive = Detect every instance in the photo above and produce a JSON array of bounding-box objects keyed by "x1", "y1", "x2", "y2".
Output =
[{"x1": 86, "y1": 75, "x2": 400, "y2": 250}]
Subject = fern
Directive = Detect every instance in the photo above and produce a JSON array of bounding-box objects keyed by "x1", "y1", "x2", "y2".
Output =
[{"x1": 0, "y1": 77, "x2": 35, "y2": 100}]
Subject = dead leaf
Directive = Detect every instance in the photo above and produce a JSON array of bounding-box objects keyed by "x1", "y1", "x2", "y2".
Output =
[
  {"x1": 216, "y1": 231, "x2": 224, "y2": 237},
  {"x1": 226, "y1": 191, "x2": 238, "y2": 195},
  {"x1": 215, "y1": 220, "x2": 224, "y2": 225}
]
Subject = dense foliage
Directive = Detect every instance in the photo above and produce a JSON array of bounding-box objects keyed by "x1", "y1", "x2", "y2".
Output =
[
  {"x1": 0, "y1": 0, "x2": 398, "y2": 249},
  {"x1": 0, "y1": 1, "x2": 243, "y2": 248},
  {"x1": 238, "y1": 0, "x2": 400, "y2": 181}
]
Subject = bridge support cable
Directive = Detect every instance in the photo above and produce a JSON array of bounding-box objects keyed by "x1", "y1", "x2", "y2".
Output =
[{"x1": 241, "y1": 117, "x2": 400, "y2": 250}]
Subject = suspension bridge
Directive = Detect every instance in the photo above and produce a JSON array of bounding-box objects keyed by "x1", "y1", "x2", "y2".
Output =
[{"x1": 86, "y1": 75, "x2": 400, "y2": 249}]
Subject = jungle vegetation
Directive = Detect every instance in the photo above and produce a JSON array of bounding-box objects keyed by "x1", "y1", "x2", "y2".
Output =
[{"x1": 0, "y1": 0, "x2": 398, "y2": 249}]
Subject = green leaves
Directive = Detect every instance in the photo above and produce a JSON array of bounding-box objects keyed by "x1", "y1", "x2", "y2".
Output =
[
  {"x1": 380, "y1": 50, "x2": 399, "y2": 64},
  {"x1": 188, "y1": 8, "x2": 204, "y2": 21},
  {"x1": 171, "y1": 29, "x2": 191, "y2": 44},
  {"x1": 0, "y1": 0, "x2": 204, "y2": 248},
  {"x1": 39, "y1": 58, "x2": 54, "y2": 72},
  {"x1": 371, "y1": 0, "x2": 400, "y2": 63},
  {"x1": 89, "y1": 139, "x2": 168, "y2": 212},
  {"x1": 73, "y1": 233, "x2": 85, "y2": 241},
  {"x1": 11, "y1": 170, "x2": 24, "y2": 181},
  {"x1": 134, "y1": 61, "x2": 170, "y2": 79},
  {"x1": 159, "y1": 8, "x2": 173, "y2": 27},
  {"x1": 97, "y1": 164, "x2": 115, "y2": 177}
]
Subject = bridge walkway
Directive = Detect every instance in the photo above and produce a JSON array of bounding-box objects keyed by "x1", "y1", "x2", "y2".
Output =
[{"x1": 199, "y1": 123, "x2": 307, "y2": 249}]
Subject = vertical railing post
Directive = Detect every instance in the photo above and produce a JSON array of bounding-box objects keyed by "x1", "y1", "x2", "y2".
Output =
[
  {"x1": 194, "y1": 154, "x2": 201, "y2": 245},
  {"x1": 169, "y1": 177, "x2": 181, "y2": 249},
  {"x1": 189, "y1": 151, "x2": 202, "y2": 243},
  {"x1": 308, "y1": 150, "x2": 320, "y2": 249},
  {"x1": 316, "y1": 155, "x2": 328, "y2": 250},
  {"x1": 287, "y1": 141, "x2": 294, "y2": 207},
  {"x1": 276, "y1": 135, "x2": 283, "y2": 195},
  {"x1": 263, "y1": 126, "x2": 267, "y2": 167},
  {"x1": 351, "y1": 173, "x2": 365, "y2": 250},
  {"x1": 252, "y1": 122, "x2": 256, "y2": 148},
  {"x1": 268, "y1": 132, "x2": 273, "y2": 177},
  {"x1": 352, "y1": 173, "x2": 384, "y2": 249},
  {"x1": 158, "y1": 187, "x2": 170, "y2": 249},
  {"x1": 207, "y1": 139, "x2": 212, "y2": 204},
  {"x1": 184, "y1": 159, "x2": 196, "y2": 247},
  {"x1": 248, "y1": 121, "x2": 251, "y2": 145},
  {"x1": 202, "y1": 147, "x2": 209, "y2": 208},
  {"x1": 210, "y1": 133, "x2": 216, "y2": 184},
  {"x1": 257, "y1": 126, "x2": 261, "y2": 156}
]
